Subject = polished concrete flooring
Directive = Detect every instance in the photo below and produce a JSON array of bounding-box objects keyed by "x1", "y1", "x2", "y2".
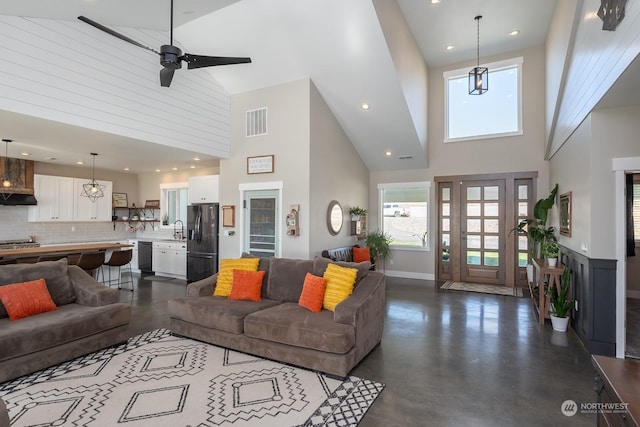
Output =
[{"x1": 118, "y1": 274, "x2": 596, "y2": 427}]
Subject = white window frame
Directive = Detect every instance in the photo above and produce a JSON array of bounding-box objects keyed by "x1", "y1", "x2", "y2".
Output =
[
  {"x1": 160, "y1": 182, "x2": 188, "y2": 228},
  {"x1": 378, "y1": 181, "x2": 431, "y2": 251},
  {"x1": 443, "y1": 57, "x2": 523, "y2": 143}
]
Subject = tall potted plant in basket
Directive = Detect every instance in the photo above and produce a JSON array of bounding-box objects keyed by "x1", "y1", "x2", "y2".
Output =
[
  {"x1": 365, "y1": 230, "x2": 393, "y2": 271},
  {"x1": 549, "y1": 267, "x2": 573, "y2": 332},
  {"x1": 510, "y1": 183, "x2": 559, "y2": 282}
]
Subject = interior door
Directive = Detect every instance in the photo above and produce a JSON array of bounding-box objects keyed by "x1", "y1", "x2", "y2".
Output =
[
  {"x1": 460, "y1": 180, "x2": 505, "y2": 285},
  {"x1": 244, "y1": 190, "x2": 279, "y2": 258}
]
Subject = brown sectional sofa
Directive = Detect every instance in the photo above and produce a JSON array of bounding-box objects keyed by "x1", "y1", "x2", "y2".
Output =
[
  {"x1": 0, "y1": 259, "x2": 131, "y2": 383},
  {"x1": 168, "y1": 256, "x2": 385, "y2": 377}
]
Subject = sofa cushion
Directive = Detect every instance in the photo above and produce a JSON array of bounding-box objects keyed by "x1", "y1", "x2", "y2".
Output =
[
  {"x1": 313, "y1": 256, "x2": 370, "y2": 287},
  {"x1": 0, "y1": 259, "x2": 76, "y2": 319},
  {"x1": 0, "y1": 278, "x2": 57, "y2": 321},
  {"x1": 244, "y1": 303, "x2": 355, "y2": 354},
  {"x1": 266, "y1": 258, "x2": 314, "y2": 302},
  {"x1": 298, "y1": 273, "x2": 326, "y2": 313},
  {"x1": 214, "y1": 258, "x2": 260, "y2": 297},
  {"x1": 168, "y1": 296, "x2": 279, "y2": 335},
  {"x1": 228, "y1": 270, "x2": 265, "y2": 302},
  {"x1": 352, "y1": 246, "x2": 371, "y2": 263},
  {"x1": 0, "y1": 302, "x2": 130, "y2": 362},
  {"x1": 241, "y1": 253, "x2": 271, "y2": 298},
  {"x1": 322, "y1": 263, "x2": 357, "y2": 311}
]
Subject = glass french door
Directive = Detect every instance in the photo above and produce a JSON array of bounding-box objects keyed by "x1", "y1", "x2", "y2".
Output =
[
  {"x1": 460, "y1": 181, "x2": 505, "y2": 284},
  {"x1": 244, "y1": 190, "x2": 279, "y2": 258}
]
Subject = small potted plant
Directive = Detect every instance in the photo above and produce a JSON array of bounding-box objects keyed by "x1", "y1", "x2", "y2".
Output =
[
  {"x1": 349, "y1": 206, "x2": 367, "y2": 221},
  {"x1": 549, "y1": 267, "x2": 573, "y2": 332},
  {"x1": 131, "y1": 209, "x2": 141, "y2": 221},
  {"x1": 162, "y1": 213, "x2": 169, "y2": 226},
  {"x1": 365, "y1": 230, "x2": 393, "y2": 271},
  {"x1": 542, "y1": 240, "x2": 560, "y2": 267}
]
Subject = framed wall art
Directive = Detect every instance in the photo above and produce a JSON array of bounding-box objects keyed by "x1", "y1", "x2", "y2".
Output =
[
  {"x1": 559, "y1": 191, "x2": 572, "y2": 237},
  {"x1": 112, "y1": 192, "x2": 128, "y2": 208},
  {"x1": 247, "y1": 155, "x2": 274, "y2": 174}
]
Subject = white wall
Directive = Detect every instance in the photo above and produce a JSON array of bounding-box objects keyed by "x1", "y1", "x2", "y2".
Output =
[
  {"x1": 0, "y1": 15, "x2": 231, "y2": 158},
  {"x1": 309, "y1": 81, "x2": 369, "y2": 256}
]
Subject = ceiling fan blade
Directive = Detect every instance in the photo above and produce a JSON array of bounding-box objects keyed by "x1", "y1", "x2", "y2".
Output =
[
  {"x1": 160, "y1": 67, "x2": 175, "y2": 87},
  {"x1": 78, "y1": 16, "x2": 160, "y2": 55},
  {"x1": 182, "y1": 54, "x2": 252, "y2": 70}
]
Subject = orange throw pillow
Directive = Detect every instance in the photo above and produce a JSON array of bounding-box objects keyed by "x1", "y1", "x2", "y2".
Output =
[
  {"x1": 0, "y1": 279, "x2": 57, "y2": 321},
  {"x1": 298, "y1": 273, "x2": 326, "y2": 313},
  {"x1": 228, "y1": 270, "x2": 265, "y2": 302},
  {"x1": 353, "y1": 247, "x2": 371, "y2": 263}
]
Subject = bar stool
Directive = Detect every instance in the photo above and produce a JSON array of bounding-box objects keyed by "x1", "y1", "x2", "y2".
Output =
[
  {"x1": 37, "y1": 254, "x2": 68, "y2": 263},
  {"x1": 0, "y1": 259, "x2": 17, "y2": 265},
  {"x1": 103, "y1": 249, "x2": 133, "y2": 291},
  {"x1": 77, "y1": 251, "x2": 106, "y2": 280}
]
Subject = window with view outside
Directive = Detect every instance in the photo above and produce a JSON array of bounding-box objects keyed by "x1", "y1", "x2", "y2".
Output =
[
  {"x1": 444, "y1": 57, "x2": 522, "y2": 142},
  {"x1": 379, "y1": 182, "x2": 430, "y2": 249},
  {"x1": 161, "y1": 184, "x2": 188, "y2": 225}
]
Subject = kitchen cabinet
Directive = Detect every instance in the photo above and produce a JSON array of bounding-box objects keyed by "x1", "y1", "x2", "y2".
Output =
[
  {"x1": 74, "y1": 179, "x2": 113, "y2": 221},
  {"x1": 28, "y1": 175, "x2": 75, "y2": 221},
  {"x1": 152, "y1": 241, "x2": 186, "y2": 279},
  {"x1": 188, "y1": 175, "x2": 219, "y2": 204},
  {"x1": 128, "y1": 239, "x2": 139, "y2": 273}
]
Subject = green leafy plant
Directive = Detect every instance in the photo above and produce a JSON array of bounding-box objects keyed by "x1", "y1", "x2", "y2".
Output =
[
  {"x1": 365, "y1": 230, "x2": 393, "y2": 270},
  {"x1": 413, "y1": 231, "x2": 428, "y2": 246},
  {"x1": 349, "y1": 206, "x2": 368, "y2": 217},
  {"x1": 510, "y1": 183, "x2": 559, "y2": 260},
  {"x1": 549, "y1": 267, "x2": 573, "y2": 318},
  {"x1": 162, "y1": 212, "x2": 169, "y2": 225},
  {"x1": 541, "y1": 240, "x2": 560, "y2": 258}
]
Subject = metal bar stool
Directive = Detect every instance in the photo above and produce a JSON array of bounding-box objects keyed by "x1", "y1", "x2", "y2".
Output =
[
  {"x1": 103, "y1": 249, "x2": 133, "y2": 291},
  {"x1": 77, "y1": 251, "x2": 106, "y2": 280}
]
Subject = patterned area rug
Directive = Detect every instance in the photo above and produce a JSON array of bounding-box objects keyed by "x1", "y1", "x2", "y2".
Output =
[
  {"x1": 0, "y1": 329, "x2": 383, "y2": 426},
  {"x1": 441, "y1": 281, "x2": 524, "y2": 297}
]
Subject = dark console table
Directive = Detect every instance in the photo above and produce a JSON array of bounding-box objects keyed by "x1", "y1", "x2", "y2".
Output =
[{"x1": 592, "y1": 355, "x2": 640, "y2": 426}]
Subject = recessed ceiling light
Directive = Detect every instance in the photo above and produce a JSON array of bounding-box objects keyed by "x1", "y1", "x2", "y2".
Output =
[
  {"x1": 508, "y1": 29, "x2": 520, "y2": 36},
  {"x1": 45, "y1": 157, "x2": 56, "y2": 161},
  {"x1": 172, "y1": 167, "x2": 178, "y2": 171},
  {"x1": 193, "y1": 157, "x2": 200, "y2": 161},
  {"x1": 190, "y1": 165, "x2": 196, "y2": 169},
  {"x1": 155, "y1": 169, "x2": 160, "y2": 172},
  {"x1": 20, "y1": 152, "x2": 30, "y2": 156},
  {"x1": 385, "y1": 151, "x2": 392, "y2": 156},
  {"x1": 361, "y1": 103, "x2": 370, "y2": 110},
  {"x1": 445, "y1": 45, "x2": 455, "y2": 51},
  {"x1": 76, "y1": 161, "x2": 84, "y2": 165},
  {"x1": 430, "y1": 0, "x2": 441, "y2": 4},
  {"x1": 124, "y1": 167, "x2": 130, "y2": 171}
]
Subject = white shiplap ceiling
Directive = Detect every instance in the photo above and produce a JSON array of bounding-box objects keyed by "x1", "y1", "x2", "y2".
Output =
[{"x1": 0, "y1": 0, "x2": 561, "y2": 173}]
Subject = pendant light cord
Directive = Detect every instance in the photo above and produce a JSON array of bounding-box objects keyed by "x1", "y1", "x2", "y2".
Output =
[{"x1": 475, "y1": 15, "x2": 482, "y2": 68}]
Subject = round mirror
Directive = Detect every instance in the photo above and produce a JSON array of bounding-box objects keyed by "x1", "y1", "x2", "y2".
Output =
[{"x1": 327, "y1": 200, "x2": 343, "y2": 235}]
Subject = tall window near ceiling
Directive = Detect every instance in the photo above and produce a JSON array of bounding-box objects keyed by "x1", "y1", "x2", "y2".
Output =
[
  {"x1": 443, "y1": 57, "x2": 523, "y2": 142},
  {"x1": 378, "y1": 182, "x2": 430, "y2": 249}
]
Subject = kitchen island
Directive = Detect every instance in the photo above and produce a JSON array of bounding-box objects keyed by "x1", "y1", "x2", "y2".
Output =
[{"x1": 0, "y1": 242, "x2": 133, "y2": 261}]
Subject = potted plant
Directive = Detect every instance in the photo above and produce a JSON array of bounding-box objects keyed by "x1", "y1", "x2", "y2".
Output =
[
  {"x1": 549, "y1": 267, "x2": 573, "y2": 332},
  {"x1": 510, "y1": 183, "x2": 558, "y2": 281},
  {"x1": 162, "y1": 212, "x2": 169, "y2": 226},
  {"x1": 541, "y1": 240, "x2": 560, "y2": 267},
  {"x1": 131, "y1": 209, "x2": 141, "y2": 221},
  {"x1": 349, "y1": 206, "x2": 367, "y2": 221},
  {"x1": 365, "y1": 230, "x2": 393, "y2": 271}
]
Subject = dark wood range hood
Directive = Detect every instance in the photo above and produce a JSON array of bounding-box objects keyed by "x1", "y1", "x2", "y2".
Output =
[{"x1": 0, "y1": 157, "x2": 37, "y2": 205}]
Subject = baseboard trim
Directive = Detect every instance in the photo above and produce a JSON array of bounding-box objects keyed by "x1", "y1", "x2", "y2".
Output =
[{"x1": 382, "y1": 270, "x2": 434, "y2": 280}]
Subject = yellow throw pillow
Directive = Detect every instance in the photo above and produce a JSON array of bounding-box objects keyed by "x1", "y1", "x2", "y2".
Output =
[
  {"x1": 214, "y1": 258, "x2": 260, "y2": 297},
  {"x1": 322, "y1": 263, "x2": 358, "y2": 311}
]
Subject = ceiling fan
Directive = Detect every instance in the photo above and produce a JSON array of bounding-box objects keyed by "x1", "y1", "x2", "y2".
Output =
[{"x1": 78, "y1": 0, "x2": 251, "y2": 87}]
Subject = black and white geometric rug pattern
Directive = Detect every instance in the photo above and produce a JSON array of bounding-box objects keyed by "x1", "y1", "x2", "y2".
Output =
[{"x1": 0, "y1": 329, "x2": 384, "y2": 426}]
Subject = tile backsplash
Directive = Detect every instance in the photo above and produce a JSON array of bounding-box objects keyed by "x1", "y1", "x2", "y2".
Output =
[{"x1": 0, "y1": 206, "x2": 174, "y2": 244}]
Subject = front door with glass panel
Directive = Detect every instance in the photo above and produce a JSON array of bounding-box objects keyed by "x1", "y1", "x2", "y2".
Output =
[
  {"x1": 244, "y1": 190, "x2": 279, "y2": 258},
  {"x1": 461, "y1": 181, "x2": 505, "y2": 284}
]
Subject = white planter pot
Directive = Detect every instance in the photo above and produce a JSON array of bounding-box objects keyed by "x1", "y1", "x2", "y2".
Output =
[
  {"x1": 547, "y1": 257, "x2": 558, "y2": 267},
  {"x1": 526, "y1": 264, "x2": 534, "y2": 283},
  {"x1": 550, "y1": 314, "x2": 569, "y2": 332}
]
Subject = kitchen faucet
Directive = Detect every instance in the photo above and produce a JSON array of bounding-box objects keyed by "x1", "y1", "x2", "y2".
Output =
[{"x1": 173, "y1": 220, "x2": 184, "y2": 240}]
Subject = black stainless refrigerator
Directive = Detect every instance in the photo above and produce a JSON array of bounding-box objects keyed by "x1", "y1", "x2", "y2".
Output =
[{"x1": 187, "y1": 203, "x2": 219, "y2": 283}]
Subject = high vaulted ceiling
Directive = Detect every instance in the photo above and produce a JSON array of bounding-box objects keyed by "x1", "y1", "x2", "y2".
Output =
[{"x1": 0, "y1": 0, "x2": 559, "y2": 173}]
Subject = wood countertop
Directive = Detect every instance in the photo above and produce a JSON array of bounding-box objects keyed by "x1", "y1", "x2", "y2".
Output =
[{"x1": 0, "y1": 243, "x2": 133, "y2": 258}]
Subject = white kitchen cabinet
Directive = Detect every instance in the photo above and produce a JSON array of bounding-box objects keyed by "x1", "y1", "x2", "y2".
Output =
[
  {"x1": 28, "y1": 175, "x2": 75, "y2": 222},
  {"x1": 128, "y1": 239, "x2": 139, "y2": 273},
  {"x1": 74, "y1": 179, "x2": 113, "y2": 221},
  {"x1": 152, "y1": 241, "x2": 186, "y2": 279},
  {"x1": 188, "y1": 175, "x2": 219, "y2": 204}
]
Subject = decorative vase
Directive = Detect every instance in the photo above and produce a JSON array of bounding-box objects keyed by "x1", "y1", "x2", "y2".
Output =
[
  {"x1": 550, "y1": 314, "x2": 569, "y2": 332},
  {"x1": 547, "y1": 257, "x2": 558, "y2": 267}
]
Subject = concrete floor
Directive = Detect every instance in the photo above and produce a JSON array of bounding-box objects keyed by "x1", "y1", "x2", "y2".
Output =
[{"x1": 119, "y1": 274, "x2": 596, "y2": 427}]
